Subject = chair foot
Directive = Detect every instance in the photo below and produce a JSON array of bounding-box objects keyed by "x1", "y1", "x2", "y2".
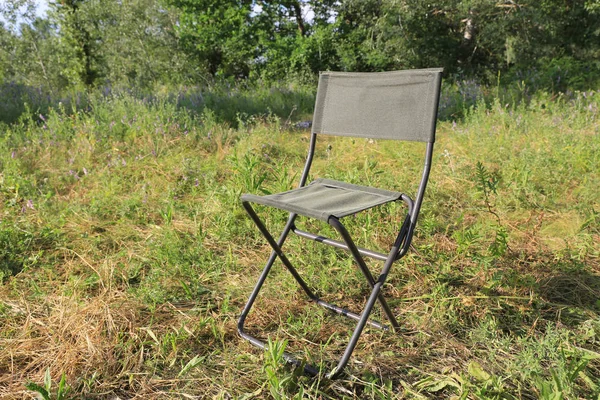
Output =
[
  {"x1": 238, "y1": 326, "x2": 321, "y2": 376},
  {"x1": 238, "y1": 295, "x2": 394, "y2": 379}
]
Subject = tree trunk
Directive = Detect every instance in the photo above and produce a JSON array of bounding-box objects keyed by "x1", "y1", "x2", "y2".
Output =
[{"x1": 290, "y1": 1, "x2": 306, "y2": 36}]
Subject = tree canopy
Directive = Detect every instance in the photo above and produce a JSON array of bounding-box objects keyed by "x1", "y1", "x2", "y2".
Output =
[{"x1": 1, "y1": 0, "x2": 599, "y2": 90}]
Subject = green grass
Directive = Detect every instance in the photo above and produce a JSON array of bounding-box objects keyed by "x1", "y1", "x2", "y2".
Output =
[{"x1": 0, "y1": 87, "x2": 599, "y2": 399}]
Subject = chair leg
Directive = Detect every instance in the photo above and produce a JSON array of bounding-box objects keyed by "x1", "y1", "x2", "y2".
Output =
[
  {"x1": 325, "y1": 217, "x2": 401, "y2": 378},
  {"x1": 239, "y1": 202, "x2": 323, "y2": 376},
  {"x1": 239, "y1": 202, "x2": 401, "y2": 378},
  {"x1": 241, "y1": 202, "x2": 318, "y2": 299},
  {"x1": 328, "y1": 277, "x2": 388, "y2": 379},
  {"x1": 328, "y1": 217, "x2": 400, "y2": 330}
]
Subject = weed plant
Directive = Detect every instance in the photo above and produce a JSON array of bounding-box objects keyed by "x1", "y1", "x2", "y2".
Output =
[{"x1": 0, "y1": 86, "x2": 598, "y2": 398}]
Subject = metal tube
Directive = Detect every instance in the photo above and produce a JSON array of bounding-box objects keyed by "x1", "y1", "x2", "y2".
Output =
[
  {"x1": 298, "y1": 133, "x2": 317, "y2": 188},
  {"x1": 316, "y1": 299, "x2": 388, "y2": 330},
  {"x1": 242, "y1": 202, "x2": 318, "y2": 300},
  {"x1": 238, "y1": 212, "x2": 299, "y2": 333},
  {"x1": 398, "y1": 141, "x2": 434, "y2": 257},
  {"x1": 292, "y1": 228, "x2": 389, "y2": 261},
  {"x1": 328, "y1": 217, "x2": 400, "y2": 330}
]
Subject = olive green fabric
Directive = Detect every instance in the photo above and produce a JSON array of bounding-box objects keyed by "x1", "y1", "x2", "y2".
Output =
[
  {"x1": 241, "y1": 178, "x2": 402, "y2": 222},
  {"x1": 243, "y1": 68, "x2": 442, "y2": 221},
  {"x1": 312, "y1": 68, "x2": 442, "y2": 142}
]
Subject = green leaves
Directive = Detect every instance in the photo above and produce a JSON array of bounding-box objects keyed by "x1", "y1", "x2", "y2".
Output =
[{"x1": 25, "y1": 369, "x2": 70, "y2": 400}]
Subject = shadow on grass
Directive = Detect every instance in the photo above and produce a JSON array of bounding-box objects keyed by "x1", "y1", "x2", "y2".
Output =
[
  {"x1": 540, "y1": 271, "x2": 600, "y2": 310},
  {"x1": 508, "y1": 252, "x2": 600, "y2": 319}
]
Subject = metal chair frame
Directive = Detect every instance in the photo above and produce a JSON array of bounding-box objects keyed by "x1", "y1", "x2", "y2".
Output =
[{"x1": 238, "y1": 69, "x2": 442, "y2": 379}]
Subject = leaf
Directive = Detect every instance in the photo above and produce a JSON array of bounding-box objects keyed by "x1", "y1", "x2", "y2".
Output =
[
  {"x1": 416, "y1": 376, "x2": 461, "y2": 393},
  {"x1": 24, "y1": 382, "x2": 51, "y2": 400},
  {"x1": 468, "y1": 362, "x2": 491, "y2": 382},
  {"x1": 142, "y1": 327, "x2": 160, "y2": 345},
  {"x1": 178, "y1": 355, "x2": 205, "y2": 377},
  {"x1": 429, "y1": 378, "x2": 460, "y2": 392},
  {"x1": 56, "y1": 372, "x2": 67, "y2": 400},
  {"x1": 57, "y1": 373, "x2": 68, "y2": 400},
  {"x1": 238, "y1": 384, "x2": 264, "y2": 400},
  {"x1": 43, "y1": 368, "x2": 52, "y2": 391}
]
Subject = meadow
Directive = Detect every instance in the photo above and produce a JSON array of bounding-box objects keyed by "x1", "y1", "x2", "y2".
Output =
[{"x1": 0, "y1": 83, "x2": 599, "y2": 399}]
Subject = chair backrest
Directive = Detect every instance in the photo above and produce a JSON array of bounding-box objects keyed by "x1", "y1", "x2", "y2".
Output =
[{"x1": 311, "y1": 69, "x2": 443, "y2": 143}]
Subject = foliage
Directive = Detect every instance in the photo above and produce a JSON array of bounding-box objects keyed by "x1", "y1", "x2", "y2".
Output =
[
  {"x1": 0, "y1": 0, "x2": 200, "y2": 90},
  {"x1": 25, "y1": 369, "x2": 71, "y2": 400},
  {"x1": 1, "y1": 0, "x2": 600, "y2": 90},
  {"x1": 160, "y1": 0, "x2": 600, "y2": 86}
]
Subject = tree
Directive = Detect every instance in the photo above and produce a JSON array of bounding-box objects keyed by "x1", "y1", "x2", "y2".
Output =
[
  {"x1": 166, "y1": 0, "x2": 340, "y2": 80},
  {"x1": 45, "y1": 0, "x2": 200, "y2": 87},
  {"x1": 167, "y1": 0, "x2": 255, "y2": 77}
]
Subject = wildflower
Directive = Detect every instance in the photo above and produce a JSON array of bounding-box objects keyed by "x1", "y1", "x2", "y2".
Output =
[
  {"x1": 22, "y1": 199, "x2": 34, "y2": 213},
  {"x1": 39, "y1": 114, "x2": 46, "y2": 122},
  {"x1": 195, "y1": 178, "x2": 199, "y2": 187},
  {"x1": 295, "y1": 121, "x2": 311, "y2": 129},
  {"x1": 11, "y1": 151, "x2": 15, "y2": 158},
  {"x1": 83, "y1": 167, "x2": 88, "y2": 175}
]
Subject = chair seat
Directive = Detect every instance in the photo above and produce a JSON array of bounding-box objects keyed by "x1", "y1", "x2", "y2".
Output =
[{"x1": 241, "y1": 178, "x2": 402, "y2": 222}]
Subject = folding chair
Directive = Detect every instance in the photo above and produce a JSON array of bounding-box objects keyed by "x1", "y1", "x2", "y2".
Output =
[{"x1": 238, "y1": 68, "x2": 443, "y2": 379}]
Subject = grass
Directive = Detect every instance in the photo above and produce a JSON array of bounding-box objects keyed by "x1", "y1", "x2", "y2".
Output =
[{"x1": 0, "y1": 85, "x2": 599, "y2": 398}]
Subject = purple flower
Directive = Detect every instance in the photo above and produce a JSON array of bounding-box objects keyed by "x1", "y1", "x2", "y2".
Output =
[
  {"x1": 83, "y1": 167, "x2": 88, "y2": 175},
  {"x1": 11, "y1": 151, "x2": 15, "y2": 158},
  {"x1": 39, "y1": 114, "x2": 46, "y2": 122},
  {"x1": 27, "y1": 199, "x2": 34, "y2": 209},
  {"x1": 194, "y1": 179, "x2": 199, "y2": 187}
]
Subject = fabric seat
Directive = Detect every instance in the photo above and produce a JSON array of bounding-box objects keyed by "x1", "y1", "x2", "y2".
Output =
[{"x1": 241, "y1": 178, "x2": 402, "y2": 222}]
